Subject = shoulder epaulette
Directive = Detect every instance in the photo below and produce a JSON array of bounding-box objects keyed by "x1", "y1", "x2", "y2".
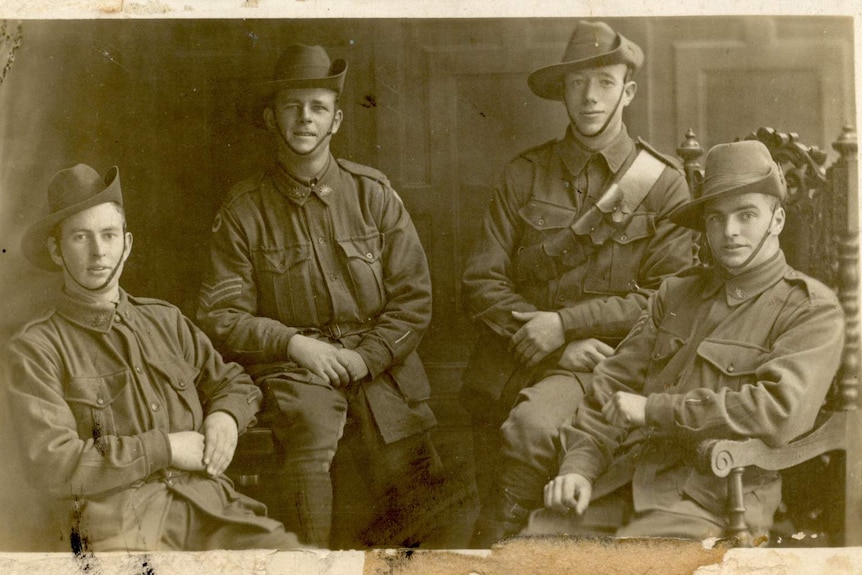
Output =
[
  {"x1": 517, "y1": 138, "x2": 558, "y2": 163},
  {"x1": 336, "y1": 159, "x2": 390, "y2": 185},
  {"x1": 783, "y1": 268, "x2": 837, "y2": 302},
  {"x1": 636, "y1": 138, "x2": 683, "y2": 172},
  {"x1": 675, "y1": 263, "x2": 711, "y2": 278},
  {"x1": 126, "y1": 293, "x2": 180, "y2": 310},
  {"x1": 223, "y1": 172, "x2": 267, "y2": 205},
  {"x1": 11, "y1": 308, "x2": 58, "y2": 338}
]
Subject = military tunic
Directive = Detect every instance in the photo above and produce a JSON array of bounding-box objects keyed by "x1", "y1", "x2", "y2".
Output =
[
  {"x1": 3, "y1": 289, "x2": 295, "y2": 551},
  {"x1": 462, "y1": 126, "x2": 692, "y2": 402},
  {"x1": 540, "y1": 251, "x2": 844, "y2": 536},
  {"x1": 196, "y1": 156, "x2": 436, "y2": 442}
]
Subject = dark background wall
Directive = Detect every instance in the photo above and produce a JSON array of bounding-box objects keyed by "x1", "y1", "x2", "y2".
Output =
[{"x1": 0, "y1": 16, "x2": 854, "y2": 550}]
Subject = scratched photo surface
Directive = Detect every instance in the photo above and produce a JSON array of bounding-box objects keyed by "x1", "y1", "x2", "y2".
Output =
[{"x1": 0, "y1": 16, "x2": 856, "y2": 556}]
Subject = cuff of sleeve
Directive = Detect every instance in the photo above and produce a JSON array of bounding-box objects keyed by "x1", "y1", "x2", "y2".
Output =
[
  {"x1": 645, "y1": 393, "x2": 677, "y2": 428},
  {"x1": 142, "y1": 429, "x2": 172, "y2": 474},
  {"x1": 209, "y1": 388, "x2": 262, "y2": 435},
  {"x1": 355, "y1": 338, "x2": 393, "y2": 380},
  {"x1": 558, "y1": 304, "x2": 592, "y2": 341},
  {"x1": 557, "y1": 453, "x2": 603, "y2": 484}
]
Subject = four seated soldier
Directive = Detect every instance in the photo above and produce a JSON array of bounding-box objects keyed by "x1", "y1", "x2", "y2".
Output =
[{"x1": 3, "y1": 36, "x2": 848, "y2": 553}]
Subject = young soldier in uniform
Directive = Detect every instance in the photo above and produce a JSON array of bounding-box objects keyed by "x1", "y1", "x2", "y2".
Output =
[
  {"x1": 461, "y1": 21, "x2": 693, "y2": 544},
  {"x1": 195, "y1": 44, "x2": 440, "y2": 548},
  {"x1": 527, "y1": 140, "x2": 844, "y2": 540},
  {"x1": 4, "y1": 164, "x2": 299, "y2": 551}
]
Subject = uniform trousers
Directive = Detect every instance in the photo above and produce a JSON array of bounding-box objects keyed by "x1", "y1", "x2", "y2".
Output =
[
  {"x1": 160, "y1": 496, "x2": 300, "y2": 550},
  {"x1": 261, "y1": 373, "x2": 441, "y2": 548},
  {"x1": 499, "y1": 372, "x2": 590, "y2": 504},
  {"x1": 523, "y1": 479, "x2": 778, "y2": 541}
]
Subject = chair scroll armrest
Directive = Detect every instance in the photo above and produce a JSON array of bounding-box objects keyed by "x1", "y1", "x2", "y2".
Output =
[{"x1": 696, "y1": 412, "x2": 848, "y2": 478}]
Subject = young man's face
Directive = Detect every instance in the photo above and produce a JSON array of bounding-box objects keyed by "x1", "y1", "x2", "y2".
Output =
[
  {"x1": 563, "y1": 63, "x2": 636, "y2": 146},
  {"x1": 48, "y1": 202, "x2": 132, "y2": 293},
  {"x1": 264, "y1": 88, "x2": 343, "y2": 157},
  {"x1": 703, "y1": 192, "x2": 784, "y2": 273}
]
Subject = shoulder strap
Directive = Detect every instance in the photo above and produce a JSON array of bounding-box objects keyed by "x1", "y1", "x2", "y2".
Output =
[
  {"x1": 572, "y1": 148, "x2": 666, "y2": 238},
  {"x1": 609, "y1": 148, "x2": 666, "y2": 223}
]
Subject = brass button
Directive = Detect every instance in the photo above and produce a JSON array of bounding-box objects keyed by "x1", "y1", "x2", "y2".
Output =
[
  {"x1": 620, "y1": 235, "x2": 627, "y2": 241},
  {"x1": 727, "y1": 365, "x2": 735, "y2": 373},
  {"x1": 178, "y1": 381, "x2": 186, "y2": 388},
  {"x1": 366, "y1": 253, "x2": 374, "y2": 260},
  {"x1": 537, "y1": 219, "x2": 545, "y2": 226},
  {"x1": 96, "y1": 398, "x2": 105, "y2": 406},
  {"x1": 135, "y1": 366, "x2": 142, "y2": 374},
  {"x1": 330, "y1": 275, "x2": 337, "y2": 282},
  {"x1": 151, "y1": 402, "x2": 160, "y2": 412}
]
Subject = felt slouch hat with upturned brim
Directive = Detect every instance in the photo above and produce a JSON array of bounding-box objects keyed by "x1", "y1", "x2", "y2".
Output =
[
  {"x1": 237, "y1": 44, "x2": 348, "y2": 129},
  {"x1": 668, "y1": 140, "x2": 787, "y2": 231},
  {"x1": 528, "y1": 20, "x2": 644, "y2": 101},
  {"x1": 21, "y1": 164, "x2": 123, "y2": 271}
]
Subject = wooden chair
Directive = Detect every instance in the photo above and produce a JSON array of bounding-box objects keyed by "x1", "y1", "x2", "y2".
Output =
[{"x1": 676, "y1": 126, "x2": 861, "y2": 546}]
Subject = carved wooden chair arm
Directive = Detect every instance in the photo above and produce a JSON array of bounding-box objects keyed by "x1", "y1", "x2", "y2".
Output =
[
  {"x1": 695, "y1": 412, "x2": 848, "y2": 546},
  {"x1": 696, "y1": 411, "x2": 848, "y2": 478}
]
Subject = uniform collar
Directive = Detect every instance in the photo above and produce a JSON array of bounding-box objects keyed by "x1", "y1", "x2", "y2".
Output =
[
  {"x1": 701, "y1": 250, "x2": 789, "y2": 306},
  {"x1": 558, "y1": 124, "x2": 634, "y2": 177},
  {"x1": 55, "y1": 288, "x2": 134, "y2": 333},
  {"x1": 271, "y1": 155, "x2": 337, "y2": 205}
]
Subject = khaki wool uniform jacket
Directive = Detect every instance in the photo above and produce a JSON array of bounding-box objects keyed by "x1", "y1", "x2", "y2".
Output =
[
  {"x1": 559, "y1": 251, "x2": 844, "y2": 525},
  {"x1": 462, "y1": 127, "x2": 693, "y2": 401},
  {"x1": 195, "y1": 156, "x2": 436, "y2": 444},
  {"x1": 3, "y1": 289, "x2": 283, "y2": 549}
]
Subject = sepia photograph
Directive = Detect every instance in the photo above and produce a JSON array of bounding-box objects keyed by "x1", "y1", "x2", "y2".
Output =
[{"x1": 0, "y1": 3, "x2": 859, "y2": 573}]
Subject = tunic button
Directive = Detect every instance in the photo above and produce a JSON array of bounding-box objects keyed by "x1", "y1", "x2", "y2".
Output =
[
  {"x1": 564, "y1": 181, "x2": 570, "y2": 188},
  {"x1": 96, "y1": 398, "x2": 105, "y2": 406},
  {"x1": 114, "y1": 315, "x2": 121, "y2": 322},
  {"x1": 537, "y1": 219, "x2": 545, "y2": 226},
  {"x1": 166, "y1": 479, "x2": 174, "y2": 487},
  {"x1": 727, "y1": 365, "x2": 735, "y2": 373},
  {"x1": 178, "y1": 381, "x2": 186, "y2": 388},
  {"x1": 330, "y1": 275, "x2": 337, "y2": 282},
  {"x1": 318, "y1": 237, "x2": 325, "y2": 244},
  {"x1": 135, "y1": 366, "x2": 142, "y2": 374},
  {"x1": 653, "y1": 352, "x2": 661, "y2": 359},
  {"x1": 151, "y1": 402, "x2": 160, "y2": 412},
  {"x1": 620, "y1": 235, "x2": 627, "y2": 241},
  {"x1": 366, "y1": 253, "x2": 373, "y2": 260}
]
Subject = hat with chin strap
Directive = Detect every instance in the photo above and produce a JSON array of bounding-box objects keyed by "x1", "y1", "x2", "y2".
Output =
[
  {"x1": 238, "y1": 44, "x2": 348, "y2": 129},
  {"x1": 668, "y1": 140, "x2": 787, "y2": 231},
  {"x1": 528, "y1": 20, "x2": 644, "y2": 101},
  {"x1": 21, "y1": 164, "x2": 123, "y2": 271}
]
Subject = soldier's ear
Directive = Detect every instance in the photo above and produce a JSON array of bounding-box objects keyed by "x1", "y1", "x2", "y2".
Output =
[
  {"x1": 622, "y1": 80, "x2": 637, "y2": 107},
  {"x1": 771, "y1": 206, "x2": 786, "y2": 235},
  {"x1": 47, "y1": 236, "x2": 63, "y2": 267},
  {"x1": 263, "y1": 107, "x2": 276, "y2": 131}
]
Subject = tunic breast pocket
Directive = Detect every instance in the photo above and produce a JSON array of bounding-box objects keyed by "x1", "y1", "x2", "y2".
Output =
[
  {"x1": 149, "y1": 358, "x2": 203, "y2": 430},
  {"x1": 583, "y1": 212, "x2": 656, "y2": 296},
  {"x1": 646, "y1": 328, "x2": 686, "y2": 384},
  {"x1": 697, "y1": 339, "x2": 768, "y2": 392},
  {"x1": 337, "y1": 233, "x2": 385, "y2": 317},
  {"x1": 513, "y1": 200, "x2": 578, "y2": 283},
  {"x1": 65, "y1": 370, "x2": 131, "y2": 442},
  {"x1": 253, "y1": 244, "x2": 315, "y2": 323}
]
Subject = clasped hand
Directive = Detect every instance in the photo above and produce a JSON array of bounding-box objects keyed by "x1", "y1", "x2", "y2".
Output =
[
  {"x1": 168, "y1": 411, "x2": 238, "y2": 477},
  {"x1": 287, "y1": 333, "x2": 369, "y2": 387},
  {"x1": 510, "y1": 310, "x2": 565, "y2": 367}
]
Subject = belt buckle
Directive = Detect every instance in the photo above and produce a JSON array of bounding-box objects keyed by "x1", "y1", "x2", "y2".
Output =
[{"x1": 327, "y1": 323, "x2": 343, "y2": 339}]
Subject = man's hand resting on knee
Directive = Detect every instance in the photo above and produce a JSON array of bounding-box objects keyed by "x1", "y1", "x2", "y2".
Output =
[{"x1": 544, "y1": 473, "x2": 592, "y2": 515}]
